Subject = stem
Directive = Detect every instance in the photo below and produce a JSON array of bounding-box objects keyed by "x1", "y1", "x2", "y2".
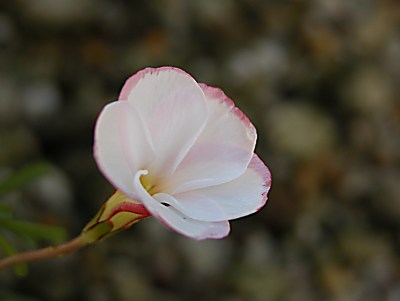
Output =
[{"x1": 0, "y1": 235, "x2": 87, "y2": 271}]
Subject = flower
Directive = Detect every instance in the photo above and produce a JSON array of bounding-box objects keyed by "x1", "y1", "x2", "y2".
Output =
[{"x1": 93, "y1": 67, "x2": 271, "y2": 240}]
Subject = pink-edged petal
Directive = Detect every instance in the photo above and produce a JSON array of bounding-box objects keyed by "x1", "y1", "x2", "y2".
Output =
[
  {"x1": 133, "y1": 170, "x2": 230, "y2": 240},
  {"x1": 94, "y1": 101, "x2": 154, "y2": 198},
  {"x1": 166, "y1": 83, "x2": 257, "y2": 194},
  {"x1": 119, "y1": 67, "x2": 208, "y2": 177},
  {"x1": 163, "y1": 154, "x2": 271, "y2": 222}
]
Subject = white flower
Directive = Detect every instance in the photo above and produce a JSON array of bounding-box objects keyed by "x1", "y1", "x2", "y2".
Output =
[{"x1": 94, "y1": 67, "x2": 271, "y2": 240}]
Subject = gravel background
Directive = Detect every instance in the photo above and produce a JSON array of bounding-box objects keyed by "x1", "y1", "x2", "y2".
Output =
[{"x1": 0, "y1": 1, "x2": 399, "y2": 300}]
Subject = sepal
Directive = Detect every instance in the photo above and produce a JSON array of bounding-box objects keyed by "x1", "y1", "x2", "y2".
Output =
[{"x1": 81, "y1": 190, "x2": 150, "y2": 244}]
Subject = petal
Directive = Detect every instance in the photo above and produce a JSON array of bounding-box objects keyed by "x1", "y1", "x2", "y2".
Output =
[
  {"x1": 133, "y1": 170, "x2": 230, "y2": 240},
  {"x1": 164, "y1": 154, "x2": 271, "y2": 222},
  {"x1": 166, "y1": 83, "x2": 257, "y2": 194},
  {"x1": 119, "y1": 67, "x2": 208, "y2": 177},
  {"x1": 94, "y1": 101, "x2": 154, "y2": 197}
]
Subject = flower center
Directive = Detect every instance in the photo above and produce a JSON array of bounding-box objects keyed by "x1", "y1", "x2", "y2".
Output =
[
  {"x1": 139, "y1": 170, "x2": 159, "y2": 195},
  {"x1": 135, "y1": 170, "x2": 170, "y2": 207}
]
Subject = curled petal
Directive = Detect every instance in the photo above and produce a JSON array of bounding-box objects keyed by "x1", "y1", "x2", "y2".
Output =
[
  {"x1": 133, "y1": 170, "x2": 230, "y2": 240},
  {"x1": 163, "y1": 154, "x2": 271, "y2": 222},
  {"x1": 167, "y1": 84, "x2": 257, "y2": 194}
]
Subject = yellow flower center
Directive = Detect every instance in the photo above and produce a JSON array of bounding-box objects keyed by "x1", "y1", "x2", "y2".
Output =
[{"x1": 139, "y1": 171, "x2": 159, "y2": 195}]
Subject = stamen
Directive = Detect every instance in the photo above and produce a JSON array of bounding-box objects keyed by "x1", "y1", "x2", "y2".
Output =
[
  {"x1": 134, "y1": 170, "x2": 169, "y2": 209},
  {"x1": 133, "y1": 170, "x2": 158, "y2": 208}
]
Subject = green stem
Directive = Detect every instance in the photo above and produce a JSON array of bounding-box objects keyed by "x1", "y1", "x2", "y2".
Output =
[
  {"x1": 0, "y1": 235, "x2": 86, "y2": 271},
  {"x1": 0, "y1": 191, "x2": 150, "y2": 271}
]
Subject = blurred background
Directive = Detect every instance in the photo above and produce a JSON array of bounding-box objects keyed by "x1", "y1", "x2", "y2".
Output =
[{"x1": 0, "y1": 0, "x2": 399, "y2": 300}]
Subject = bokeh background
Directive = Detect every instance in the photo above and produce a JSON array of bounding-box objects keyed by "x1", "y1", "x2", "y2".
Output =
[{"x1": 1, "y1": 0, "x2": 400, "y2": 300}]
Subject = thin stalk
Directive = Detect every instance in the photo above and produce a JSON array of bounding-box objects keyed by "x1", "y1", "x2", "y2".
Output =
[{"x1": 0, "y1": 235, "x2": 86, "y2": 271}]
